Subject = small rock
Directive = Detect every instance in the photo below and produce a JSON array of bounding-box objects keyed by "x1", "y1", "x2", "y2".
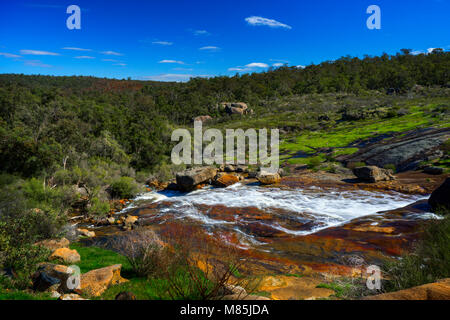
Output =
[
  {"x1": 77, "y1": 228, "x2": 96, "y2": 238},
  {"x1": 50, "y1": 248, "x2": 81, "y2": 264},
  {"x1": 124, "y1": 215, "x2": 138, "y2": 225}
]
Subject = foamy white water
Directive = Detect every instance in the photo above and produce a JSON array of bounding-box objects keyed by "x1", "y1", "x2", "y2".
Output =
[{"x1": 120, "y1": 183, "x2": 432, "y2": 236}]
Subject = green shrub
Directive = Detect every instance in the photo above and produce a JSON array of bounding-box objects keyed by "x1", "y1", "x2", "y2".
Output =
[
  {"x1": 87, "y1": 197, "x2": 110, "y2": 216},
  {"x1": 383, "y1": 215, "x2": 450, "y2": 292},
  {"x1": 109, "y1": 177, "x2": 140, "y2": 199},
  {"x1": 0, "y1": 186, "x2": 64, "y2": 288},
  {"x1": 307, "y1": 156, "x2": 323, "y2": 169}
]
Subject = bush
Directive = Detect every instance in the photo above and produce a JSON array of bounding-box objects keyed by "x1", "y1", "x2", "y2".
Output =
[
  {"x1": 113, "y1": 230, "x2": 174, "y2": 278},
  {"x1": 307, "y1": 156, "x2": 323, "y2": 169},
  {"x1": 109, "y1": 177, "x2": 140, "y2": 199},
  {"x1": 383, "y1": 215, "x2": 450, "y2": 292},
  {"x1": 87, "y1": 197, "x2": 110, "y2": 216},
  {"x1": 0, "y1": 187, "x2": 57, "y2": 289}
]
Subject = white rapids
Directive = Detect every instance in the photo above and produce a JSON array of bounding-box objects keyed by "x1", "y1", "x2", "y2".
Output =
[{"x1": 120, "y1": 183, "x2": 433, "y2": 236}]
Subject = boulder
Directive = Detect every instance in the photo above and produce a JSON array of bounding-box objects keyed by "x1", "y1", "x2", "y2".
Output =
[
  {"x1": 32, "y1": 263, "x2": 76, "y2": 293},
  {"x1": 214, "y1": 173, "x2": 240, "y2": 188},
  {"x1": 193, "y1": 115, "x2": 213, "y2": 123},
  {"x1": 50, "y1": 248, "x2": 81, "y2": 264},
  {"x1": 256, "y1": 172, "x2": 281, "y2": 185},
  {"x1": 77, "y1": 229, "x2": 96, "y2": 238},
  {"x1": 221, "y1": 102, "x2": 248, "y2": 115},
  {"x1": 176, "y1": 167, "x2": 218, "y2": 191},
  {"x1": 78, "y1": 264, "x2": 128, "y2": 297},
  {"x1": 35, "y1": 238, "x2": 70, "y2": 251},
  {"x1": 365, "y1": 278, "x2": 450, "y2": 300},
  {"x1": 224, "y1": 165, "x2": 235, "y2": 172},
  {"x1": 353, "y1": 166, "x2": 396, "y2": 183},
  {"x1": 428, "y1": 178, "x2": 450, "y2": 211}
]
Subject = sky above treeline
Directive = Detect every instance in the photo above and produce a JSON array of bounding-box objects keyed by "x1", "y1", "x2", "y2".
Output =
[{"x1": 0, "y1": 0, "x2": 449, "y2": 81}]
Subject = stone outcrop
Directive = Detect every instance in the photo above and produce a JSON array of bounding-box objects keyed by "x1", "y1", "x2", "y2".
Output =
[
  {"x1": 428, "y1": 178, "x2": 450, "y2": 211},
  {"x1": 257, "y1": 275, "x2": 335, "y2": 300},
  {"x1": 50, "y1": 248, "x2": 81, "y2": 264},
  {"x1": 78, "y1": 264, "x2": 128, "y2": 297},
  {"x1": 176, "y1": 167, "x2": 218, "y2": 191},
  {"x1": 256, "y1": 172, "x2": 281, "y2": 185},
  {"x1": 353, "y1": 166, "x2": 396, "y2": 183},
  {"x1": 338, "y1": 127, "x2": 449, "y2": 172},
  {"x1": 365, "y1": 278, "x2": 450, "y2": 300}
]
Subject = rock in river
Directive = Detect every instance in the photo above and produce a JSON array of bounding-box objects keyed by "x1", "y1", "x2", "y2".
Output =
[
  {"x1": 353, "y1": 166, "x2": 395, "y2": 183},
  {"x1": 428, "y1": 177, "x2": 450, "y2": 212},
  {"x1": 176, "y1": 167, "x2": 217, "y2": 191},
  {"x1": 256, "y1": 172, "x2": 281, "y2": 185}
]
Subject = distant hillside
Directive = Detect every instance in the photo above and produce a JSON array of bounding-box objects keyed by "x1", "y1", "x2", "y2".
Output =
[{"x1": 0, "y1": 50, "x2": 449, "y2": 175}]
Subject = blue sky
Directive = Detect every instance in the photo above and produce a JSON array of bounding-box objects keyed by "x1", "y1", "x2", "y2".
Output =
[{"x1": 0, "y1": 0, "x2": 449, "y2": 81}]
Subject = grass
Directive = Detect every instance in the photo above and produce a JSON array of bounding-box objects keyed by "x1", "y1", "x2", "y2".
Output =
[
  {"x1": 69, "y1": 242, "x2": 132, "y2": 274},
  {"x1": 0, "y1": 290, "x2": 56, "y2": 300}
]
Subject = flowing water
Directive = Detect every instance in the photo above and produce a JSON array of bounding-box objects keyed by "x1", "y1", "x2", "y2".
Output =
[{"x1": 120, "y1": 183, "x2": 430, "y2": 244}]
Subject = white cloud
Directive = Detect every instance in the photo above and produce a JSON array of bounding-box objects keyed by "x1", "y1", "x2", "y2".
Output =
[
  {"x1": 75, "y1": 56, "x2": 95, "y2": 59},
  {"x1": 245, "y1": 16, "x2": 292, "y2": 29},
  {"x1": 101, "y1": 51, "x2": 123, "y2": 56},
  {"x1": 20, "y1": 50, "x2": 60, "y2": 56},
  {"x1": 24, "y1": 60, "x2": 52, "y2": 68},
  {"x1": 114, "y1": 63, "x2": 127, "y2": 66},
  {"x1": 228, "y1": 62, "x2": 269, "y2": 72},
  {"x1": 0, "y1": 52, "x2": 21, "y2": 58},
  {"x1": 199, "y1": 46, "x2": 221, "y2": 52},
  {"x1": 62, "y1": 47, "x2": 92, "y2": 51},
  {"x1": 245, "y1": 62, "x2": 269, "y2": 68},
  {"x1": 152, "y1": 41, "x2": 173, "y2": 46},
  {"x1": 272, "y1": 63, "x2": 284, "y2": 67},
  {"x1": 159, "y1": 60, "x2": 185, "y2": 65},
  {"x1": 296, "y1": 65, "x2": 305, "y2": 69},
  {"x1": 102, "y1": 59, "x2": 118, "y2": 62},
  {"x1": 192, "y1": 30, "x2": 210, "y2": 36}
]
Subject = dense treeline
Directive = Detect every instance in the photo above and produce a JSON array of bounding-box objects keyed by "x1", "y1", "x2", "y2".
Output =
[{"x1": 0, "y1": 50, "x2": 449, "y2": 177}]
